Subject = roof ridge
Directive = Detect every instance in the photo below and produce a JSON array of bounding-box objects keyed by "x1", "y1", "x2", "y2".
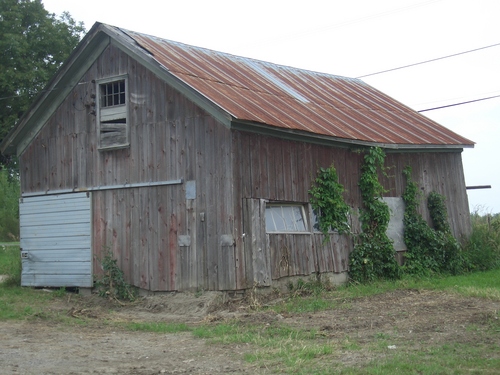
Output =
[{"x1": 119, "y1": 26, "x2": 360, "y2": 83}]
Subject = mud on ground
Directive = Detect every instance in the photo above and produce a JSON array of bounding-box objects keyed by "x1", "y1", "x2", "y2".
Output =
[{"x1": 1, "y1": 289, "x2": 499, "y2": 374}]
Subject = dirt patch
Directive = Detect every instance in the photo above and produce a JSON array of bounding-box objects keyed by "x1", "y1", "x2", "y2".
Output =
[
  {"x1": 1, "y1": 289, "x2": 499, "y2": 374},
  {"x1": 1, "y1": 321, "x2": 250, "y2": 374}
]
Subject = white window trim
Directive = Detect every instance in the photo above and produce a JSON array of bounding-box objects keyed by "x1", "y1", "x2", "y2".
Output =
[
  {"x1": 96, "y1": 75, "x2": 129, "y2": 150},
  {"x1": 265, "y1": 203, "x2": 310, "y2": 234}
]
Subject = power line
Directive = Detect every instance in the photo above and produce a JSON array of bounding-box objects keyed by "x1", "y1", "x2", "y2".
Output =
[
  {"x1": 242, "y1": 0, "x2": 442, "y2": 49},
  {"x1": 418, "y1": 94, "x2": 500, "y2": 112},
  {"x1": 357, "y1": 42, "x2": 500, "y2": 79}
]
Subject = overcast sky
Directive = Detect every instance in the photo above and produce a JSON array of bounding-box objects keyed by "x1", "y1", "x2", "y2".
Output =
[{"x1": 43, "y1": 0, "x2": 500, "y2": 214}]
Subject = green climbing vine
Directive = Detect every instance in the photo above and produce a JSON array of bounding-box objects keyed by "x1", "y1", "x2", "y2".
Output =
[
  {"x1": 402, "y1": 167, "x2": 465, "y2": 275},
  {"x1": 309, "y1": 163, "x2": 350, "y2": 237},
  {"x1": 427, "y1": 191, "x2": 451, "y2": 233},
  {"x1": 349, "y1": 147, "x2": 400, "y2": 282},
  {"x1": 310, "y1": 148, "x2": 467, "y2": 283}
]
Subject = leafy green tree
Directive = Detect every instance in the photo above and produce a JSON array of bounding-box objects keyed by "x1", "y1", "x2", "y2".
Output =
[{"x1": 0, "y1": 0, "x2": 85, "y2": 151}]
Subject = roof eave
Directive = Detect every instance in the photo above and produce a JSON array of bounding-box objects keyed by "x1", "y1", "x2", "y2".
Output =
[{"x1": 231, "y1": 120, "x2": 474, "y2": 152}]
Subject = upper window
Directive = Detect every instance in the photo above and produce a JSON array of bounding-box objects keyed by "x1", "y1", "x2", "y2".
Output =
[
  {"x1": 265, "y1": 204, "x2": 307, "y2": 233},
  {"x1": 100, "y1": 80, "x2": 126, "y2": 108},
  {"x1": 97, "y1": 76, "x2": 129, "y2": 150}
]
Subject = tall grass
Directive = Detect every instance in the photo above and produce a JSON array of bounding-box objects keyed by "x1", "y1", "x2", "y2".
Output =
[
  {"x1": 0, "y1": 170, "x2": 20, "y2": 241},
  {"x1": 0, "y1": 244, "x2": 21, "y2": 286},
  {"x1": 464, "y1": 212, "x2": 500, "y2": 271},
  {"x1": 0, "y1": 244, "x2": 60, "y2": 320}
]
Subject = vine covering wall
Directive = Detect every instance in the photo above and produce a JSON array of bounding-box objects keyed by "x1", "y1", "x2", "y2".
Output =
[
  {"x1": 348, "y1": 147, "x2": 400, "y2": 282},
  {"x1": 310, "y1": 147, "x2": 468, "y2": 283},
  {"x1": 309, "y1": 163, "x2": 350, "y2": 237}
]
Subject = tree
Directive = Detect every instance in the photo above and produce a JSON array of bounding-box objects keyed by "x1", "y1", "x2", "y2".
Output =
[{"x1": 0, "y1": 0, "x2": 85, "y2": 154}]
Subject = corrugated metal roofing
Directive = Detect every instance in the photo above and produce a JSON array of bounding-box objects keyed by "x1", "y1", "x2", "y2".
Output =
[
  {"x1": 122, "y1": 28, "x2": 473, "y2": 148},
  {"x1": 0, "y1": 23, "x2": 475, "y2": 158}
]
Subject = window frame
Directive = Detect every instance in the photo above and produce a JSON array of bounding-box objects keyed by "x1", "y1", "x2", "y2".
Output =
[
  {"x1": 96, "y1": 75, "x2": 129, "y2": 150},
  {"x1": 265, "y1": 203, "x2": 309, "y2": 234}
]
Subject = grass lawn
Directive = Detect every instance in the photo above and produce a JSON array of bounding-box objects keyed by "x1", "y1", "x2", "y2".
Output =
[{"x1": 1, "y1": 243, "x2": 499, "y2": 374}]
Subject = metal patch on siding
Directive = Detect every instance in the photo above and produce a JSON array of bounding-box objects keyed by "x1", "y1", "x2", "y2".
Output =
[
  {"x1": 220, "y1": 234, "x2": 234, "y2": 246},
  {"x1": 186, "y1": 180, "x2": 196, "y2": 200},
  {"x1": 178, "y1": 235, "x2": 191, "y2": 247}
]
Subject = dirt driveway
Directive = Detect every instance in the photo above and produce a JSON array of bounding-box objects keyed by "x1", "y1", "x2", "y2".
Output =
[{"x1": 1, "y1": 289, "x2": 499, "y2": 374}]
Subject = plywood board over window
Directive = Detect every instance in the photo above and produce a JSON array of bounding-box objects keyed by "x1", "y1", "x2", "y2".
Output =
[
  {"x1": 382, "y1": 197, "x2": 407, "y2": 252},
  {"x1": 97, "y1": 75, "x2": 129, "y2": 150}
]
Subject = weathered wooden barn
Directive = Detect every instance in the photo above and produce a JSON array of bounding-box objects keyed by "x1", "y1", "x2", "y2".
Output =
[{"x1": 0, "y1": 23, "x2": 474, "y2": 292}]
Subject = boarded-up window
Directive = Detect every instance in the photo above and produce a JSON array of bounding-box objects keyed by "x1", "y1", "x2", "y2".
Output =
[
  {"x1": 97, "y1": 76, "x2": 129, "y2": 150},
  {"x1": 382, "y1": 197, "x2": 407, "y2": 252},
  {"x1": 265, "y1": 204, "x2": 307, "y2": 232}
]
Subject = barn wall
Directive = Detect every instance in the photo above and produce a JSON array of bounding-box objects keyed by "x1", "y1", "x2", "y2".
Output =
[
  {"x1": 232, "y1": 131, "x2": 360, "y2": 288},
  {"x1": 232, "y1": 130, "x2": 471, "y2": 287},
  {"x1": 381, "y1": 152, "x2": 471, "y2": 240},
  {"x1": 19, "y1": 43, "x2": 236, "y2": 291},
  {"x1": 18, "y1": 43, "x2": 471, "y2": 292}
]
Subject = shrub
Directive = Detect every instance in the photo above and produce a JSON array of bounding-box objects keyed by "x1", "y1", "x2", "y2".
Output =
[
  {"x1": 0, "y1": 170, "x2": 20, "y2": 242},
  {"x1": 94, "y1": 249, "x2": 136, "y2": 302},
  {"x1": 464, "y1": 213, "x2": 500, "y2": 271},
  {"x1": 0, "y1": 244, "x2": 21, "y2": 286}
]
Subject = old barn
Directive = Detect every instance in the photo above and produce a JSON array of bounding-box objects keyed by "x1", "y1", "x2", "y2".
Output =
[{"x1": 0, "y1": 23, "x2": 474, "y2": 292}]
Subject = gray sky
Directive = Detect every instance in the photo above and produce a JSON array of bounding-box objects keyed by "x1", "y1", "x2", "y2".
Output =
[{"x1": 43, "y1": 0, "x2": 500, "y2": 214}]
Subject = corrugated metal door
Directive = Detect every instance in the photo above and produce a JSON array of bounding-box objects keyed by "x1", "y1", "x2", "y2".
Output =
[{"x1": 19, "y1": 192, "x2": 92, "y2": 287}]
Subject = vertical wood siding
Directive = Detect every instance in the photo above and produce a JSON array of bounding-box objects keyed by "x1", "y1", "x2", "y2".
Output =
[
  {"x1": 21, "y1": 44, "x2": 235, "y2": 291},
  {"x1": 233, "y1": 131, "x2": 471, "y2": 287},
  {"x1": 19, "y1": 43, "x2": 471, "y2": 291}
]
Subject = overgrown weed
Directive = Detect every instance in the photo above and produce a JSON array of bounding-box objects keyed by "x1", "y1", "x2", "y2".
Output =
[
  {"x1": 0, "y1": 244, "x2": 21, "y2": 286},
  {"x1": 464, "y1": 212, "x2": 500, "y2": 271},
  {"x1": 94, "y1": 249, "x2": 136, "y2": 302}
]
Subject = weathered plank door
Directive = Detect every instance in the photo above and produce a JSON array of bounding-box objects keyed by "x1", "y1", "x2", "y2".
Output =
[
  {"x1": 242, "y1": 198, "x2": 271, "y2": 287},
  {"x1": 19, "y1": 193, "x2": 92, "y2": 287}
]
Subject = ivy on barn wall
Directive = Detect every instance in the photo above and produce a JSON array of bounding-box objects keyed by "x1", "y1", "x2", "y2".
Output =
[
  {"x1": 348, "y1": 147, "x2": 401, "y2": 282},
  {"x1": 309, "y1": 147, "x2": 466, "y2": 283},
  {"x1": 402, "y1": 167, "x2": 466, "y2": 276},
  {"x1": 309, "y1": 163, "x2": 350, "y2": 237}
]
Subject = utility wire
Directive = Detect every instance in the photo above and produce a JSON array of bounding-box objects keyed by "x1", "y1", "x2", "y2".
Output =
[
  {"x1": 243, "y1": 0, "x2": 442, "y2": 49},
  {"x1": 418, "y1": 94, "x2": 500, "y2": 112},
  {"x1": 357, "y1": 42, "x2": 500, "y2": 78}
]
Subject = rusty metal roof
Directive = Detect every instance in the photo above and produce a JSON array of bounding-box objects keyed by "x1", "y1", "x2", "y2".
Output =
[
  {"x1": 0, "y1": 23, "x2": 474, "y2": 157},
  {"x1": 122, "y1": 28, "x2": 473, "y2": 148}
]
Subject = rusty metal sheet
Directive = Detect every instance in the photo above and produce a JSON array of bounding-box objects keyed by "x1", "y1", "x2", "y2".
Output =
[{"x1": 125, "y1": 29, "x2": 474, "y2": 148}]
